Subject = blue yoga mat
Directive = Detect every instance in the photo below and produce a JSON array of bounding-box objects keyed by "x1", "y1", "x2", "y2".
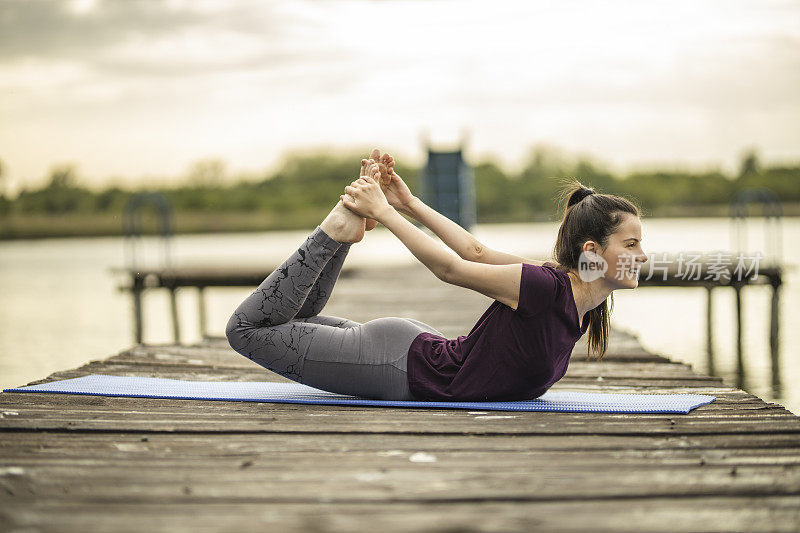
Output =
[{"x1": 3, "y1": 374, "x2": 715, "y2": 414}]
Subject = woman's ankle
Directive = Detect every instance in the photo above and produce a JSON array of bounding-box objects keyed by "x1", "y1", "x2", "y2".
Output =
[{"x1": 319, "y1": 200, "x2": 365, "y2": 244}]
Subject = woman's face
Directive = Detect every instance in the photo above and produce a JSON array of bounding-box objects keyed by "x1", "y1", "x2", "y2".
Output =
[{"x1": 597, "y1": 213, "x2": 647, "y2": 288}]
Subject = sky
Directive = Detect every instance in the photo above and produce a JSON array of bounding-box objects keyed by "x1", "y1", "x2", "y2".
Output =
[{"x1": 0, "y1": 0, "x2": 798, "y2": 192}]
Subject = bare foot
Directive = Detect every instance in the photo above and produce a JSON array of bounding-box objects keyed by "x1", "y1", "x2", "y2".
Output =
[
  {"x1": 369, "y1": 148, "x2": 394, "y2": 186},
  {"x1": 361, "y1": 156, "x2": 379, "y2": 231},
  {"x1": 363, "y1": 148, "x2": 395, "y2": 230},
  {"x1": 320, "y1": 198, "x2": 366, "y2": 244}
]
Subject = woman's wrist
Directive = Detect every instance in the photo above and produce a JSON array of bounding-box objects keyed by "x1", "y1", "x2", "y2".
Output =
[
  {"x1": 400, "y1": 196, "x2": 422, "y2": 217},
  {"x1": 375, "y1": 204, "x2": 398, "y2": 224}
]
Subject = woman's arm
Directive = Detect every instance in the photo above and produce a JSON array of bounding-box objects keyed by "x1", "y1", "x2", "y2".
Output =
[
  {"x1": 354, "y1": 152, "x2": 538, "y2": 266},
  {"x1": 403, "y1": 196, "x2": 543, "y2": 266},
  {"x1": 380, "y1": 205, "x2": 523, "y2": 307},
  {"x1": 341, "y1": 170, "x2": 523, "y2": 305},
  {"x1": 342, "y1": 166, "x2": 456, "y2": 280},
  {"x1": 376, "y1": 205, "x2": 457, "y2": 280},
  {"x1": 402, "y1": 196, "x2": 482, "y2": 261},
  {"x1": 377, "y1": 155, "x2": 494, "y2": 263}
]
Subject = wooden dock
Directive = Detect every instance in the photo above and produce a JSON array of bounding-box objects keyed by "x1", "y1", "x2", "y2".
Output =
[
  {"x1": 2, "y1": 263, "x2": 799, "y2": 532},
  {"x1": 114, "y1": 252, "x2": 789, "y2": 392}
]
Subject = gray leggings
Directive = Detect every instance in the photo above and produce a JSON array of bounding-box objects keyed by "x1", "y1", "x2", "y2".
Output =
[{"x1": 225, "y1": 225, "x2": 444, "y2": 400}]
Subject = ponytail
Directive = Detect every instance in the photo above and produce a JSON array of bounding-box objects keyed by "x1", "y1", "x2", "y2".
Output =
[{"x1": 551, "y1": 179, "x2": 639, "y2": 360}]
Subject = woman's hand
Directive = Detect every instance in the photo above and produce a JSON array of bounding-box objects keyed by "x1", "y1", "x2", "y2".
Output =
[
  {"x1": 362, "y1": 149, "x2": 415, "y2": 212},
  {"x1": 383, "y1": 169, "x2": 416, "y2": 212},
  {"x1": 341, "y1": 163, "x2": 393, "y2": 220}
]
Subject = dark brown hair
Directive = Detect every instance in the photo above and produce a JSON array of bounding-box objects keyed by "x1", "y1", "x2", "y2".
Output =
[{"x1": 551, "y1": 178, "x2": 641, "y2": 360}]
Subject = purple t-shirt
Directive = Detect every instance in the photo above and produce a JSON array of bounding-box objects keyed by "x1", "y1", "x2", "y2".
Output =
[{"x1": 406, "y1": 262, "x2": 590, "y2": 401}]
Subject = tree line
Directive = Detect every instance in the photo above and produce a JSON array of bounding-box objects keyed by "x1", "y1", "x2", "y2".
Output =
[{"x1": 0, "y1": 147, "x2": 797, "y2": 237}]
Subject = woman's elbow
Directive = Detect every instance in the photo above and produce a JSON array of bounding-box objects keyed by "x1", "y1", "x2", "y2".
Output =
[
  {"x1": 437, "y1": 255, "x2": 460, "y2": 284},
  {"x1": 467, "y1": 240, "x2": 485, "y2": 262}
]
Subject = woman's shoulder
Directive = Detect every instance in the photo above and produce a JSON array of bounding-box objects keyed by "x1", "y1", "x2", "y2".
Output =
[
  {"x1": 520, "y1": 259, "x2": 560, "y2": 268},
  {"x1": 523, "y1": 260, "x2": 566, "y2": 278},
  {"x1": 518, "y1": 258, "x2": 547, "y2": 266},
  {"x1": 516, "y1": 261, "x2": 568, "y2": 317}
]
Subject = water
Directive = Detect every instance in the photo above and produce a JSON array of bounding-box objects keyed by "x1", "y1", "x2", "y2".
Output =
[{"x1": 1, "y1": 218, "x2": 798, "y2": 415}]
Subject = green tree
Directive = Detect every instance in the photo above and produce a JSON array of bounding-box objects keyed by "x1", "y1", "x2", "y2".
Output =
[
  {"x1": 738, "y1": 149, "x2": 760, "y2": 180},
  {"x1": 0, "y1": 159, "x2": 7, "y2": 216},
  {"x1": 186, "y1": 158, "x2": 227, "y2": 186},
  {"x1": 474, "y1": 160, "x2": 520, "y2": 222}
]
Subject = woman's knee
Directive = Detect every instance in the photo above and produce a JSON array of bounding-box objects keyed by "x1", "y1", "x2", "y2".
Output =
[
  {"x1": 228, "y1": 321, "x2": 313, "y2": 381},
  {"x1": 225, "y1": 312, "x2": 285, "y2": 357},
  {"x1": 225, "y1": 312, "x2": 248, "y2": 351}
]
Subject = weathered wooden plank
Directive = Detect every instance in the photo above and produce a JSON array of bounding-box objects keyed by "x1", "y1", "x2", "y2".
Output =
[
  {"x1": 6, "y1": 446, "x2": 800, "y2": 468},
  {"x1": 2, "y1": 404, "x2": 798, "y2": 434},
  {"x1": 1, "y1": 461, "x2": 799, "y2": 502},
  {"x1": 3, "y1": 436, "x2": 800, "y2": 467},
  {"x1": 0, "y1": 400, "x2": 798, "y2": 434},
  {"x1": 2, "y1": 431, "x2": 799, "y2": 452},
  {"x1": 2, "y1": 497, "x2": 799, "y2": 533}
]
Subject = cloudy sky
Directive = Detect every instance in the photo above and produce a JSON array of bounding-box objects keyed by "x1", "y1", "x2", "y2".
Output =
[{"x1": 0, "y1": 0, "x2": 798, "y2": 191}]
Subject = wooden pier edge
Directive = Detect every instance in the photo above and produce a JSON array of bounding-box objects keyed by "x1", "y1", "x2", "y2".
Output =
[{"x1": 2, "y1": 264, "x2": 799, "y2": 532}]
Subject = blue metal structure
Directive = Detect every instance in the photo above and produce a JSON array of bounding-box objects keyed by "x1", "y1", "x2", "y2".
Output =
[{"x1": 418, "y1": 147, "x2": 476, "y2": 230}]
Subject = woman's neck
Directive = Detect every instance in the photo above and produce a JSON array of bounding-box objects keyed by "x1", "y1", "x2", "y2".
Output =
[{"x1": 567, "y1": 271, "x2": 613, "y2": 318}]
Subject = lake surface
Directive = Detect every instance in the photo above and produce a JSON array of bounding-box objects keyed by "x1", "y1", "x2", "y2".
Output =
[{"x1": 1, "y1": 217, "x2": 798, "y2": 415}]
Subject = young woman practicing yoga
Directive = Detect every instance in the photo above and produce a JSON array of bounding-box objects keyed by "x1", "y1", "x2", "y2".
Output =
[{"x1": 226, "y1": 149, "x2": 647, "y2": 401}]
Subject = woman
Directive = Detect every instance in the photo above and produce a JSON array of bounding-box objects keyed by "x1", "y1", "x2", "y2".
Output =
[{"x1": 226, "y1": 149, "x2": 647, "y2": 401}]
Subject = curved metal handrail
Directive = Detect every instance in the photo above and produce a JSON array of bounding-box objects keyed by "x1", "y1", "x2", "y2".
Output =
[
  {"x1": 729, "y1": 187, "x2": 782, "y2": 268},
  {"x1": 123, "y1": 191, "x2": 174, "y2": 270}
]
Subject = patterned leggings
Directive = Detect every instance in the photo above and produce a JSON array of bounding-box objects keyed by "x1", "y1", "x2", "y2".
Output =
[{"x1": 225, "y1": 225, "x2": 444, "y2": 400}]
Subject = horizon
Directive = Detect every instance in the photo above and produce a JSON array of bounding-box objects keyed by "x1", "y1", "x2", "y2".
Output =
[{"x1": 1, "y1": 142, "x2": 788, "y2": 198}]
